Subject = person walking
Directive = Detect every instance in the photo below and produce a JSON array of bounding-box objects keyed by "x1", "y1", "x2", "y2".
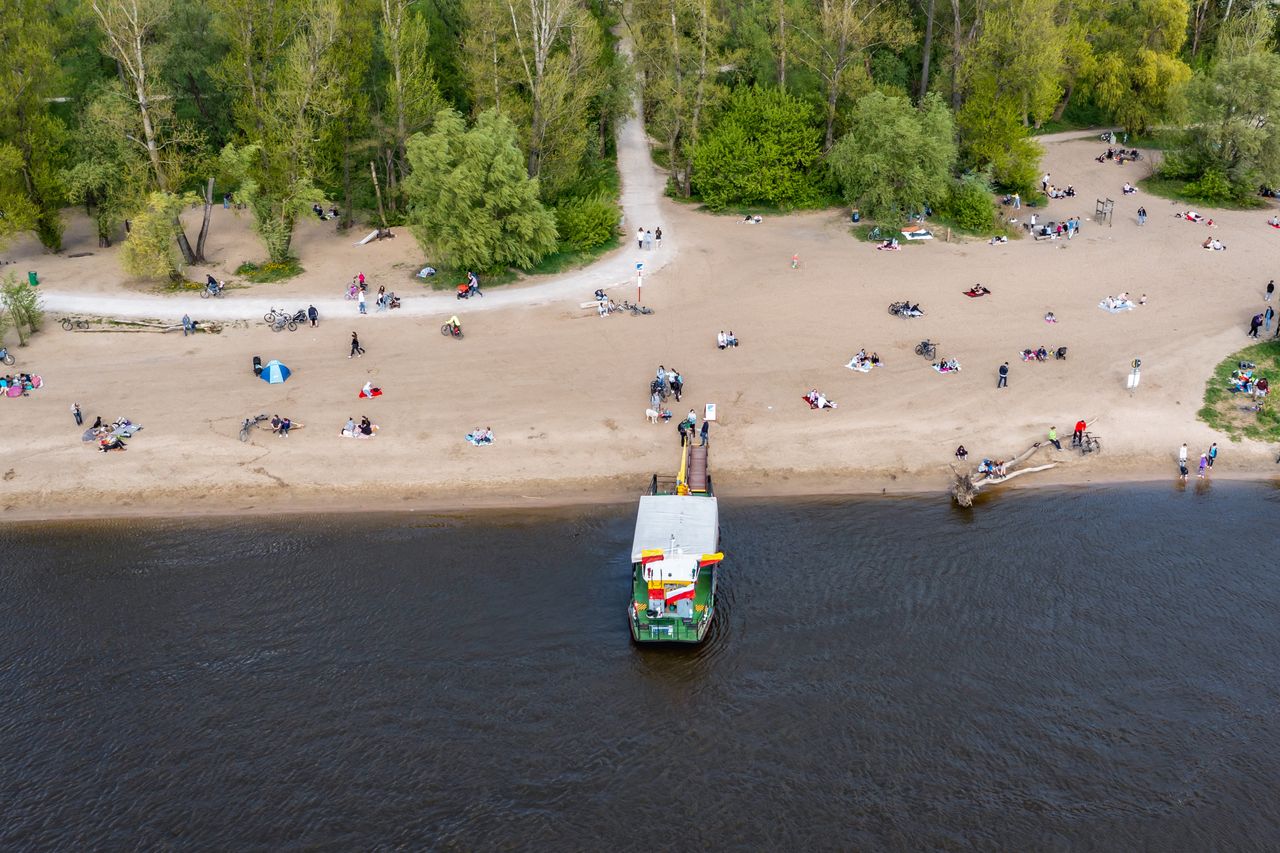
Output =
[
  {"x1": 349, "y1": 332, "x2": 364, "y2": 358},
  {"x1": 1072, "y1": 419, "x2": 1086, "y2": 447},
  {"x1": 1266, "y1": 305, "x2": 1275, "y2": 333},
  {"x1": 1178, "y1": 443, "x2": 1189, "y2": 481},
  {"x1": 1048, "y1": 426, "x2": 1061, "y2": 450},
  {"x1": 1197, "y1": 453, "x2": 1207, "y2": 479},
  {"x1": 671, "y1": 370, "x2": 683, "y2": 402},
  {"x1": 655, "y1": 226, "x2": 663, "y2": 248},
  {"x1": 1248, "y1": 312, "x2": 1262, "y2": 337},
  {"x1": 1137, "y1": 206, "x2": 1147, "y2": 226},
  {"x1": 677, "y1": 420, "x2": 689, "y2": 446},
  {"x1": 1208, "y1": 442, "x2": 1218, "y2": 470},
  {"x1": 358, "y1": 289, "x2": 367, "y2": 315},
  {"x1": 637, "y1": 226, "x2": 645, "y2": 249},
  {"x1": 643, "y1": 230, "x2": 653, "y2": 250},
  {"x1": 1013, "y1": 193, "x2": 1021, "y2": 210},
  {"x1": 72, "y1": 402, "x2": 82, "y2": 426},
  {"x1": 308, "y1": 305, "x2": 318, "y2": 327},
  {"x1": 1266, "y1": 279, "x2": 1275, "y2": 302},
  {"x1": 700, "y1": 420, "x2": 709, "y2": 446},
  {"x1": 997, "y1": 362, "x2": 1009, "y2": 388}
]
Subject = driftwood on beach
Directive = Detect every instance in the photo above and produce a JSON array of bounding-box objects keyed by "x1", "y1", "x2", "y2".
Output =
[{"x1": 951, "y1": 443, "x2": 1057, "y2": 506}]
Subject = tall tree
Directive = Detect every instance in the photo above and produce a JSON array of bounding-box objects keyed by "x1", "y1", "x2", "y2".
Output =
[
  {"x1": 88, "y1": 0, "x2": 201, "y2": 263},
  {"x1": 1084, "y1": 0, "x2": 1191, "y2": 133},
  {"x1": 62, "y1": 88, "x2": 151, "y2": 247},
  {"x1": 789, "y1": 0, "x2": 915, "y2": 149},
  {"x1": 378, "y1": 0, "x2": 443, "y2": 214},
  {"x1": 403, "y1": 107, "x2": 558, "y2": 271},
  {"x1": 0, "y1": 0, "x2": 70, "y2": 250}
]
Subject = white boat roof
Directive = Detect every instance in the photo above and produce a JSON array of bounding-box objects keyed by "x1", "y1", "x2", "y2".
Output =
[{"x1": 630, "y1": 495, "x2": 719, "y2": 563}]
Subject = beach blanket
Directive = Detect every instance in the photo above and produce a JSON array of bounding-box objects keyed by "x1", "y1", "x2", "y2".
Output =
[
  {"x1": 466, "y1": 433, "x2": 494, "y2": 446},
  {"x1": 1098, "y1": 300, "x2": 1135, "y2": 313},
  {"x1": 341, "y1": 426, "x2": 378, "y2": 438},
  {"x1": 932, "y1": 363, "x2": 961, "y2": 374},
  {"x1": 358, "y1": 387, "x2": 383, "y2": 398},
  {"x1": 845, "y1": 359, "x2": 877, "y2": 372},
  {"x1": 801, "y1": 395, "x2": 837, "y2": 409},
  {"x1": 902, "y1": 227, "x2": 934, "y2": 240},
  {"x1": 963, "y1": 289, "x2": 991, "y2": 298}
]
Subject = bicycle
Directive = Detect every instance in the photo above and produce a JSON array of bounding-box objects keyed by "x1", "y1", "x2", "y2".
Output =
[
  {"x1": 0, "y1": 347, "x2": 13, "y2": 366},
  {"x1": 239, "y1": 414, "x2": 270, "y2": 442},
  {"x1": 1078, "y1": 432, "x2": 1101, "y2": 454},
  {"x1": 200, "y1": 283, "x2": 225, "y2": 299},
  {"x1": 868, "y1": 226, "x2": 882, "y2": 241},
  {"x1": 914, "y1": 339, "x2": 938, "y2": 359},
  {"x1": 440, "y1": 323, "x2": 463, "y2": 338},
  {"x1": 61, "y1": 317, "x2": 89, "y2": 331}
]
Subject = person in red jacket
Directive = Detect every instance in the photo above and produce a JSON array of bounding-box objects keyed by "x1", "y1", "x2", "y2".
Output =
[{"x1": 1072, "y1": 419, "x2": 1087, "y2": 448}]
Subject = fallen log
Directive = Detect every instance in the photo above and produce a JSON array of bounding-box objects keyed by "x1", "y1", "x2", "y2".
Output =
[{"x1": 952, "y1": 442, "x2": 1054, "y2": 506}]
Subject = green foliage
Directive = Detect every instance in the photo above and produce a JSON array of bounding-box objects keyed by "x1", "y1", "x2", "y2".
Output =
[
  {"x1": 235, "y1": 258, "x2": 304, "y2": 283},
  {"x1": 1182, "y1": 168, "x2": 1238, "y2": 204},
  {"x1": 1182, "y1": 50, "x2": 1280, "y2": 190},
  {"x1": 220, "y1": 143, "x2": 325, "y2": 264},
  {"x1": 828, "y1": 91, "x2": 956, "y2": 220},
  {"x1": 956, "y1": 95, "x2": 1044, "y2": 193},
  {"x1": 120, "y1": 192, "x2": 186, "y2": 282},
  {"x1": 939, "y1": 173, "x2": 996, "y2": 232},
  {"x1": 1198, "y1": 340, "x2": 1280, "y2": 442},
  {"x1": 691, "y1": 86, "x2": 826, "y2": 210},
  {"x1": 403, "y1": 108, "x2": 559, "y2": 272},
  {"x1": 1084, "y1": 0, "x2": 1192, "y2": 133},
  {"x1": 554, "y1": 194, "x2": 619, "y2": 251},
  {"x1": 0, "y1": 272, "x2": 45, "y2": 346}
]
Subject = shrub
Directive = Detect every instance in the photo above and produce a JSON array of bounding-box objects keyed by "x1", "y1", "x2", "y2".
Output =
[
  {"x1": 940, "y1": 174, "x2": 996, "y2": 231},
  {"x1": 1183, "y1": 169, "x2": 1239, "y2": 204},
  {"x1": 554, "y1": 194, "x2": 619, "y2": 251}
]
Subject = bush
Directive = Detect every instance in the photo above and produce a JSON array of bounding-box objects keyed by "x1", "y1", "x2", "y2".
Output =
[
  {"x1": 691, "y1": 86, "x2": 826, "y2": 210},
  {"x1": 1183, "y1": 169, "x2": 1239, "y2": 204},
  {"x1": 236, "y1": 258, "x2": 304, "y2": 283},
  {"x1": 940, "y1": 174, "x2": 996, "y2": 231},
  {"x1": 554, "y1": 194, "x2": 619, "y2": 251}
]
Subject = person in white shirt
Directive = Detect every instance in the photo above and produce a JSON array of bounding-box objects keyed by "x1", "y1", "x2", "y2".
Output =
[{"x1": 717, "y1": 330, "x2": 727, "y2": 349}]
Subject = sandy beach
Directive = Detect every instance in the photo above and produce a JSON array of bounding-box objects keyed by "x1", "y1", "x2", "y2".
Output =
[{"x1": 2, "y1": 129, "x2": 1278, "y2": 521}]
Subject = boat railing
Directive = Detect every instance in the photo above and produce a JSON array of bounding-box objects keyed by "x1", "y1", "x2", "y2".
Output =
[{"x1": 651, "y1": 474, "x2": 681, "y2": 495}]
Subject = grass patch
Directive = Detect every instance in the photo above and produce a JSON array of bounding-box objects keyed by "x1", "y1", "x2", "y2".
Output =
[
  {"x1": 160, "y1": 278, "x2": 209, "y2": 294},
  {"x1": 1137, "y1": 175, "x2": 1269, "y2": 210},
  {"x1": 235, "y1": 258, "x2": 304, "y2": 283},
  {"x1": 524, "y1": 234, "x2": 622, "y2": 276},
  {"x1": 416, "y1": 266, "x2": 519, "y2": 292},
  {"x1": 850, "y1": 222, "x2": 926, "y2": 245},
  {"x1": 1198, "y1": 339, "x2": 1280, "y2": 442}
]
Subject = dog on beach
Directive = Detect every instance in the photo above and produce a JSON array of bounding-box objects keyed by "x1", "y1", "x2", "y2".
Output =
[{"x1": 646, "y1": 408, "x2": 660, "y2": 424}]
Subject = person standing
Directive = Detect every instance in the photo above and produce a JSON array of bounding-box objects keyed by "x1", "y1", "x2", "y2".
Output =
[
  {"x1": 72, "y1": 402, "x2": 82, "y2": 426},
  {"x1": 672, "y1": 370, "x2": 683, "y2": 402},
  {"x1": 1137, "y1": 206, "x2": 1147, "y2": 225},
  {"x1": 1197, "y1": 453, "x2": 1207, "y2": 479},
  {"x1": 1267, "y1": 279, "x2": 1275, "y2": 302},
  {"x1": 637, "y1": 226, "x2": 645, "y2": 249},
  {"x1": 358, "y1": 289, "x2": 367, "y2": 315},
  {"x1": 1208, "y1": 442, "x2": 1218, "y2": 470},
  {"x1": 358, "y1": 272, "x2": 366, "y2": 289},
  {"x1": 655, "y1": 226, "x2": 663, "y2": 248},
  {"x1": 1041, "y1": 172, "x2": 1050, "y2": 192},
  {"x1": 644, "y1": 229, "x2": 653, "y2": 250},
  {"x1": 1048, "y1": 426, "x2": 1061, "y2": 450},
  {"x1": 308, "y1": 305, "x2": 318, "y2": 327},
  {"x1": 1178, "y1": 442, "x2": 1189, "y2": 481},
  {"x1": 1072, "y1": 419, "x2": 1086, "y2": 447},
  {"x1": 700, "y1": 420, "x2": 709, "y2": 446},
  {"x1": 350, "y1": 332, "x2": 364, "y2": 358},
  {"x1": 997, "y1": 362, "x2": 1009, "y2": 388},
  {"x1": 1248, "y1": 312, "x2": 1262, "y2": 337},
  {"x1": 1013, "y1": 193, "x2": 1020, "y2": 210}
]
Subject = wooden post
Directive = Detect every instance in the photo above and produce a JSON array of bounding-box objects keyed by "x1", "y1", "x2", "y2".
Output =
[{"x1": 369, "y1": 161, "x2": 387, "y2": 228}]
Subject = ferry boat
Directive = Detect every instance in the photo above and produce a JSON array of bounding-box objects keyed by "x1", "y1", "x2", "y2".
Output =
[{"x1": 628, "y1": 442, "x2": 723, "y2": 644}]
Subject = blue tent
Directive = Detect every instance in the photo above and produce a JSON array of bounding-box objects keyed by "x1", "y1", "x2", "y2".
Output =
[{"x1": 260, "y1": 360, "x2": 291, "y2": 384}]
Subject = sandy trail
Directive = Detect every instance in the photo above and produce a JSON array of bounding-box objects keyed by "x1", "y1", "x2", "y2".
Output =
[{"x1": 3, "y1": 120, "x2": 1280, "y2": 520}]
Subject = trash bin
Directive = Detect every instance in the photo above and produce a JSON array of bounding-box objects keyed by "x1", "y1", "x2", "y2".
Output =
[
  {"x1": 253, "y1": 356, "x2": 263, "y2": 377},
  {"x1": 850, "y1": 210, "x2": 861, "y2": 223},
  {"x1": 27, "y1": 271, "x2": 38, "y2": 287}
]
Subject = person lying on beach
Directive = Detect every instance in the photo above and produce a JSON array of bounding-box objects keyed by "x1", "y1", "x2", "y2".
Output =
[
  {"x1": 741, "y1": 214, "x2": 762, "y2": 224},
  {"x1": 804, "y1": 389, "x2": 837, "y2": 409},
  {"x1": 988, "y1": 235, "x2": 1008, "y2": 244},
  {"x1": 1180, "y1": 211, "x2": 1205, "y2": 222},
  {"x1": 1202, "y1": 238, "x2": 1226, "y2": 251},
  {"x1": 965, "y1": 284, "x2": 991, "y2": 297},
  {"x1": 877, "y1": 238, "x2": 901, "y2": 250}
]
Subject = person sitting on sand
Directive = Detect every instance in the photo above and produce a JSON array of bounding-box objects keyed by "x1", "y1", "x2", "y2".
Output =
[
  {"x1": 717, "y1": 330, "x2": 727, "y2": 350},
  {"x1": 878, "y1": 238, "x2": 900, "y2": 250},
  {"x1": 989, "y1": 235, "x2": 1008, "y2": 244},
  {"x1": 805, "y1": 389, "x2": 837, "y2": 409},
  {"x1": 343, "y1": 417, "x2": 356, "y2": 437},
  {"x1": 1123, "y1": 182, "x2": 1136, "y2": 195},
  {"x1": 955, "y1": 445, "x2": 968, "y2": 462},
  {"x1": 1045, "y1": 311, "x2": 1056, "y2": 323},
  {"x1": 869, "y1": 352, "x2": 880, "y2": 365},
  {"x1": 966, "y1": 284, "x2": 990, "y2": 297},
  {"x1": 360, "y1": 416, "x2": 374, "y2": 436},
  {"x1": 726, "y1": 331, "x2": 739, "y2": 347},
  {"x1": 1269, "y1": 215, "x2": 1280, "y2": 228}
]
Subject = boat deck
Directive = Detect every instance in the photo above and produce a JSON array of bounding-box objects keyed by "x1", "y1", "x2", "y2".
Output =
[{"x1": 631, "y1": 567, "x2": 714, "y2": 642}]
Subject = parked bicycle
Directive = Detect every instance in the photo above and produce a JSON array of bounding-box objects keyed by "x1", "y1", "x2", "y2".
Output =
[
  {"x1": 264, "y1": 307, "x2": 302, "y2": 331},
  {"x1": 61, "y1": 317, "x2": 89, "y2": 331},
  {"x1": 617, "y1": 299, "x2": 654, "y2": 316},
  {"x1": 239, "y1": 413, "x2": 270, "y2": 442},
  {"x1": 1078, "y1": 432, "x2": 1101, "y2": 454},
  {"x1": 0, "y1": 347, "x2": 13, "y2": 366},
  {"x1": 914, "y1": 339, "x2": 938, "y2": 359},
  {"x1": 889, "y1": 301, "x2": 924, "y2": 318}
]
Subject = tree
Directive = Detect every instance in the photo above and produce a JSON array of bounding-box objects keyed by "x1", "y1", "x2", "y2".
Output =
[
  {"x1": 119, "y1": 192, "x2": 185, "y2": 281},
  {"x1": 0, "y1": 0, "x2": 70, "y2": 250},
  {"x1": 378, "y1": 0, "x2": 444, "y2": 214},
  {"x1": 88, "y1": 0, "x2": 202, "y2": 264},
  {"x1": 1084, "y1": 0, "x2": 1191, "y2": 133},
  {"x1": 61, "y1": 88, "x2": 151, "y2": 248},
  {"x1": 403, "y1": 108, "x2": 558, "y2": 272},
  {"x1": 0, "y1": 144, "x2": 40, "y2": 249},
  {"x1": 462, "y1": 0, "x2": 604, "y2": 199},
  {"x1": 1, "y1": 272, "x2": 45, "y2": 346},
  {"x1": 690, "y1": 86, "x2": 826, "y2": 209},
  {"x1": 828, "y1": 91, "x2": 957, "y2": 218},
  {"x1": 788, "y1": 0, "x2": 915, "y2": 149}
]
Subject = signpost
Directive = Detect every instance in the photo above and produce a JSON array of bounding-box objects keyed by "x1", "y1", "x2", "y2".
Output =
[{"x1": 636, "y1": 261, "x2": 644, "y2": 303}]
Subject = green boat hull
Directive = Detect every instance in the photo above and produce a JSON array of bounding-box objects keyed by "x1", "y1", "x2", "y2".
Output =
[{"x1": 629, "y1": 563, "x2": 718, "y2": 644}]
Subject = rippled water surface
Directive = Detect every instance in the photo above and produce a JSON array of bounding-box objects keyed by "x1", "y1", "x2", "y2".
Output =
[{"x1": 3, "y1": 484, "x2": 1280, "y2": 849}]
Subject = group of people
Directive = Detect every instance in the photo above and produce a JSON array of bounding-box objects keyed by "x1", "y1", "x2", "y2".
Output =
[
  {"x1": 1020, "y1": 346, "x2": 1053, "y2": 362},
  {"x1": 847, "y1": 349, "x2": 881, "y2": 371},
  {"x1": 467, "y1": 427, "x2": 494, "y2": 445},
  {"x1": 1202, "y1": 236, "x2": 1227, "y2": 251},
  {"x1": 341, "y1": 416, "x2": 377, "y2": 438},
  {"x1": 1248, "y1": 307, "x2": 1277, "y2": 338},
  {"x1": 1096, "y1": 147, "x2": 1141, "y2": 164},
  {"x1": 932, "y1": 357, "x2": 961, "y2": 373},
  {"x1": 1099, "y1": 292, "x2": 1139, "y2": 311},
  {"x1": 1122, "y1": 182, "x2": 1137, "y2": 195},
  {"x1": 269, "y1": 414, "x2": 295, "y2": 437},
  {"x1": 651, "y1": 366, "x2": 685, "y2": 404},
  {"x1": 1, "y1": 372, "x2": 40, "y2": 395},
  {"x1": 676, "y1": 409, "x2": 707, "y2": 446},
  {"x1": 804, "y1": 389, "x2": 837, "y2": 409},
  {"x1": 965, "y1": 284, "x2": 991, "y2": 297},
  {"x1": 1032, "y1": 217, "x2": 1082, "y2": 239},
  {"x1": 877, "y1": 237, "x2": 901, "y2": 251},
  {"x1": 716, "y1": 330, "x2": 740, "y2": 349},
  {"x1": 1177, "y1": 442, "x2": 1219, "y2": 482},
  {"x1": 1229, "y1": 364, "x2": 1268, "y2": 397},
  {"x1": 1046, "y1": 184, "x2": 1076, "y2": 199},
  {"x1": 636, "y1": 226, "x2": 663, "y2": 249},
  {"x1": 311, "y1": 204, "x2": 340, "y2": 221}
]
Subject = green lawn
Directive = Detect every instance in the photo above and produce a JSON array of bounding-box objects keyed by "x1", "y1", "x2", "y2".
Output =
[
  {"x1": 235, "y1": 258, "x2": 305, "y2": 283},
  {"x1": 1137, "y1": 175, "x2": 1269, "y2": 210},
  {"x1": 1198, "y1": 339, "x2": 1280, "y2": 442}
]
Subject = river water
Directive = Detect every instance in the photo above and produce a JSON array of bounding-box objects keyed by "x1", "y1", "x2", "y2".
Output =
[{"x1": 3, "y1": 484, "x2": 1279, "y2": 849}]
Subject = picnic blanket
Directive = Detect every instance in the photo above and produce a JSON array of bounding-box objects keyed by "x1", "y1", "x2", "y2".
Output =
[
  {"x1": 932, "y1": 363, "x2": 961, "y2": 374},
  {"x1": 466, "y1": 433, "x2": 494, "y2": 446},
  {"x1": 902, "y1": 226, "x2": 934, "y2": 240},
  {"x1": 341, "y1": 426, "x2": 378, "y2": 438},
  {"x1": 963, "y1": 289, "x2": 991, "y2": 297},
  {"x1": 1098, "y1": 299, "x2": 1135, "y2": 313},
  {"x1": 845, "y1": 358, "x2": 878, "y2": 372},
  {"x1": 358, "y1": 387, "x2": 383, "y2": 398}
]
